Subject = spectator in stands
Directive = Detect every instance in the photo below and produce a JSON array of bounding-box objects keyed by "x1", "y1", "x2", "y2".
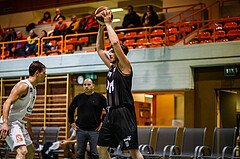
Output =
[
  {"x1": 5, "y1": 28, "x2": 17, "y2": 57},
  {"x1": 0, "y1": 25, "x2": 4, "y2": 42},
  {"x1": 53, "y1": 8, "x2": 65, "y2": 22},
  {"x1": 37, "y1": 30, "x2": 50, "y2": 55},
  {"x1": 53, "y1": 17, "x2": 67, "y2": 36},
  {"x1": 38, "y1": 11, "x2": 51, "y2": 24},
  {"x1": 11, "y1": 31, "x2": 26, "y2": 57},
  {"x1": 26, "y1": 29, "x2": 38, "y2": 56},
  {"x1": 83, "y1": 14, "x2": 99, "y2": 43},
  {"x1": 65, "y1": 15, "x2": 79, "y2": 34},
  {"x1": 122, "y1": 5, "x2": 141, "y2": 28},
  {"x1": 142, "y1": 5, "x2": 159, "y2": 26},
  {"x1": 68, "y1": 78, "x2": 107, "y2": 159},
  {"x1": 4, "y1": 29, "x2": 9, "y2": 41},
  {"x1": 5, "y1": 28, "x2": 17, "y2": 42},
  {"x1": 77, "y1": 16, "x2": 90, "y2": 33}
]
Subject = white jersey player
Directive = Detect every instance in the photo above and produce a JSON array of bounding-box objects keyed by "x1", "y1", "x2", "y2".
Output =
[{"x1": 0, "y1": 61, "x2": 46, "y2": 159}]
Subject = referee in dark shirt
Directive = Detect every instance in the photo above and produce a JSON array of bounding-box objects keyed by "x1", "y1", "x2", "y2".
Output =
[{"x1": 68, "y1": 78, "x2": 107, "y2": 159}]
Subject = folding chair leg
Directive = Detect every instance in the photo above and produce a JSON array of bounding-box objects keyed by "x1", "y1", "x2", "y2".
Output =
[
  {"x1": 4, "y1": 149, "x2": 9, "y2": 159},
  {"x1": 39, "y1": 152, "x2": 42, "y2": 159}
]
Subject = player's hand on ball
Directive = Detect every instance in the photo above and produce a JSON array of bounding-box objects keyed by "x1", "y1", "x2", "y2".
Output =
[{"x1": 102, "y1": 10, "x2": 112, "y2": 24}]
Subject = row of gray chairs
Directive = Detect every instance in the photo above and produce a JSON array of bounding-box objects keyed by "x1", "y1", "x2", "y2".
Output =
[
  {"x1": 112, "y1": 127, "x2": 178, "y2": 158},
  {"x1": 113, "y1": 127, "x2": 237, "y2": 159},
  {"x1": 0, "y1": 126, "x2": 61, "y2": 159},
  {"x1": 198, "y1": 128, "x2": 236, "y2": 159},
  {"x1": 32, "y1": 127, "x2": 61, "y2": 149},
  {"x1": 33, "y1": 126, "x2": 61, "y2": 157}
]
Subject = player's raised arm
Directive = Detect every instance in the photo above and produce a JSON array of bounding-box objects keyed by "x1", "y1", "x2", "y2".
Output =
[
  {"x1": 96, "y1": 25, "x2": 111, "y2": 68},
  {"x1": 103, "y1": 10, "x2": 131, "y2": 75},
  {"x1": 0, "y1": 83, "x2": 28, "y2": 139}
]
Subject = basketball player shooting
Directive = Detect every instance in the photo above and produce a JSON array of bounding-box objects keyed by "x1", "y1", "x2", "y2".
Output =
[{"x1": 96, "y1": 9, "x2": 144, "y2": 159}]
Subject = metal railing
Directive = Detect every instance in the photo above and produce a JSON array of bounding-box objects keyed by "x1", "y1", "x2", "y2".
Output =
[
  {"x1": 1, "y1": 17, "x2": 240, "y2": 60},
  {"x1": 0, "y1": 38, "x2": 40, "y2": 60},
  {"x1": 40, "y1": 35, "x2": 63, "y2": 56},
  {"x1": 156, "y1": 3, "x2": 205, "y2": 26}
]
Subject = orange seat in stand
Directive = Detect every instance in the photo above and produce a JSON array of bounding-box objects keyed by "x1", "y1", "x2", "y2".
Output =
[
  {"x1": 4, "y1": 51, "x2": 9, "y2": 57},
  {"x1": 151, "y1": 29, "x2": 163, "y2": 36},
  {"x1": 200, "y1": 40, "x2": 212, "y2": 44},
  {"x1": 180, "y1": 27, "x2": 192, "y2": 33},
  {"x1": 117, "y1": 33, "x2": 124, "y2": 40},
  {"x1": 27, "y1": 55, "x2": 36, "y2": 58},
  {"x1": 150, "y1": 37, "x2": 163, "y2": 43},
  {"x1": 185, "y1": 41, "x2": 198, "y2": 45},
  {"x1": 5, "y1": 57, "x2": 14, "y2": 60},
  {"x1": 226, "y1": 29, "x2": 240, "y2": 37},
  {"x1": 135, "y1": 45, "x2": 147, "y2": 49},
  {"x1": 169, "y1": 35, "x2": 176, "y2": 42},
  {"x1": 49, "y1": 53, "x2": 59, "y2": 56},
  {"x1": 49, "y1": 40, "x2": 57, "y2": 45},
  {"x1": 124, "y1": 32, "x2": 137, "y2": 39},
  {"x1": 168, "y1": 28, "x2": 178, "y2": 35},
  {"x1": 123, "y1": 39, "x2": 135, "y2": 46},
  {"x1": 195, "y1": 32, "x2": 211, "y2": 40},
  {"x1": 136, "y1": 38, "x2": 147, "y2": 46},
  {"x1": 224, "y1": 22, "x2": 237, "y2": 29},
  {"x1": 84, "y1": 50, "x2": 95, "y2": 53},
  {"x1": 67, "y1": 38, "x2": 78, "y2": 44},
  {"x1": 150, "y1": 44, "x2": 162, "y2": 48},
  {"x1": 232, "y1": 38, "x2": 240, "y2": 41},
  {"x1": 212, "y1": 30, "x2": 225, "y2": 39},
  {"x1": 65, "y1": 45, "x2": 74, "y2": 52},
  {"x1": 78, "y1": 37, "x2": 89, "y2": 43},
  {"x1": 137, "y1": 31, "x2": 149, "y2": 38},
  {"x1": 105, "y1": 41, "x2": 111, "y2": 48},
  {"x1": 216, "y1": 39, "x2": 228, "y2": 42},
  {"x1": 128, "y1": 46, "x2": 134, "y2": 49}
]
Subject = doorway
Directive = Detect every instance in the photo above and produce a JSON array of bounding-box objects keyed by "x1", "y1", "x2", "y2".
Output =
[{"x1": 217, "y1": 89, "x2": 238, "y2": 128}]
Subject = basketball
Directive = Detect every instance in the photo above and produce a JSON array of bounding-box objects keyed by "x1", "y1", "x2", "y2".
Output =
[{"x1": 94, "y1": 6, "x2": 113, "y2": 25}]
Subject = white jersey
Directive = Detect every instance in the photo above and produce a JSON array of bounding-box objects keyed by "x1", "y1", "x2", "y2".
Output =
[{"x1": 1, "y1": 79, "x2": 36, "y2": 124}]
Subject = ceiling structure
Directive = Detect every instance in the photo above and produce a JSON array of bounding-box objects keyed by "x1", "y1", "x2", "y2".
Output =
[
  {"x1": 0, "y1": 0, "x2": 163, "y2": 28},
  {"x1": 0, "y1": 0, "x2": 163, "y2": 16},
  {"x1": 0, "y1": 0, "x2": 102, "y2": 15}
]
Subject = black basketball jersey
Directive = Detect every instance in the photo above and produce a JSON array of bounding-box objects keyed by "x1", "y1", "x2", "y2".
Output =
[{"x1": 106, "y1": 65, "x2": 134, "y2": 108}]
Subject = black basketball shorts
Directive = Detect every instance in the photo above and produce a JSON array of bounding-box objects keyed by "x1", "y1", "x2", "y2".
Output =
[{"x1": 97, "y1": 106, "x2": 138, "y2": 149}]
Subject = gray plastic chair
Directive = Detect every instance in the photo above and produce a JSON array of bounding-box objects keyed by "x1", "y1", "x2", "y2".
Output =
[
  {"x1": 231, "y1": 146, "x2": 240, "y2": 159},
  {"x1": 32, "y1": 127, "x2": 43, "y2": 149},
  {"x1": 198, "y1": 128, "x2": 236, "y2": 159},
  {"x1": 142, "y1": 127, "x2": 179, "y2": 158},
  {"x1": 169, "y1": 128, "x2": 206, "y2": 159},
  {"x1": 42, "y1": 127, "x2": 61, "y2": 144},
  {"x1": 35, "y1": 126, "x2": 61, "y2": 157},
  {"x1": 113, "y1": 127, "x2": 154, "y2": 158}
]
